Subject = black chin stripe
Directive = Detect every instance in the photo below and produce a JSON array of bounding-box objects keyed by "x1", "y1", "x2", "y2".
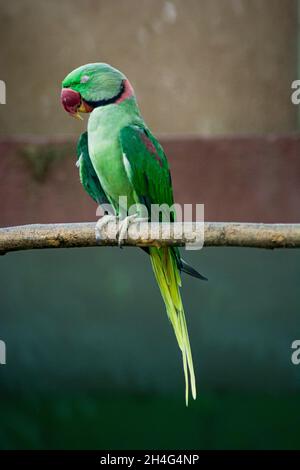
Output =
[{"x1": 84, "y1": 80, "x2": 125, "y2": 108}]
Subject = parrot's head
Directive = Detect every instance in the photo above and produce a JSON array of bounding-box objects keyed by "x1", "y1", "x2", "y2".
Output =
[{"x1": 61, "y1": 63, "x2": 133, "y2": 119}]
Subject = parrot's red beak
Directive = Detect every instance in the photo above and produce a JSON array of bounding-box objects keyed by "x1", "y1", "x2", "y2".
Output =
[
  {"x1": 61, "y1": 88, "x2": 81, "y2": 117},
  {"x1": 61, "y1": 88, "x2": 93, "y2": 120}
]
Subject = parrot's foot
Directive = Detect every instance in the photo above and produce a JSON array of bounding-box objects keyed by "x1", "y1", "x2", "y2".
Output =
[
  {"x1": 95, "y1": 215, "x2": 118, "y2": 242},
  {"x1": 117, "y1": 214, "x2": 148, "y2": 247}
]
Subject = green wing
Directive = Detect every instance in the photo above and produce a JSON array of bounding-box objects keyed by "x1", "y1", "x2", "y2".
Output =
[
  {"x1": 76, "y1": 132, "x2": 111, "y2": 209},
  {"x1": 119, "y1": 125, "x2": 207, "y2": 280},
  {"x1": 119, "y1": 125, "x2": 174, "y2": 214}
]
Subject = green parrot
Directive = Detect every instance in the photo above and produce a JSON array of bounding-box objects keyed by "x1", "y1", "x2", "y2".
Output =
[{"x1": 61, "y1": 63, "x2": 206, "y2": 404}]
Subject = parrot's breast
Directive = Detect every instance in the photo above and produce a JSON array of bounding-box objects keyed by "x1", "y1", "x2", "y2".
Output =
[{"x1": 87, "y1": 100, "x2": 141, "y2": 213}]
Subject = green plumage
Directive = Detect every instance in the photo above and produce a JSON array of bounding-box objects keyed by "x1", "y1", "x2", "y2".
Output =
[
  {"x1": 119, "y1": 124, "x2": 198, "y2": 403},
  {"x1": 64, "y1": 63, "x2": 206, "y2": 404},
  {"x1": 76, "y1": 132, "x2": 110, "y2": 207},
  {"x1": 119, "y1": 125, "x2": 174, "y2": 210}
]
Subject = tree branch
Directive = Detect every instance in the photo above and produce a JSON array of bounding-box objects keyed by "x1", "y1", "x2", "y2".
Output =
[{"x1": 0, "y1": 222, "x2": 300, "y2": 255}]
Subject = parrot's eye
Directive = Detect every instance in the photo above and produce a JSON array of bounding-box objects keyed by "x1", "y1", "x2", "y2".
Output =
[{"x1": 80, "y1": 75, "x2": 90, "y2": 84}]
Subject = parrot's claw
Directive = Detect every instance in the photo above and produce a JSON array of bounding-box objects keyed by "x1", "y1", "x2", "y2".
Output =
[
  {"x1": 95, "y1": 215, "x2": 118, "y2": 242},
  {"x1": 117, "y1": 214, "x2": 148, "y2": 247}
]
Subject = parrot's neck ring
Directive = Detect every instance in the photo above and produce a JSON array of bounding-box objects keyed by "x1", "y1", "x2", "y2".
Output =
[{"x1": 84, "y1": 79, "x2": 133, "y2": 109}]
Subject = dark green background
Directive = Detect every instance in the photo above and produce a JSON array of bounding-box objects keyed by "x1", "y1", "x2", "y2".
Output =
[{"x1": 0, "y1": 246, "x2": 299, "y2": 449}]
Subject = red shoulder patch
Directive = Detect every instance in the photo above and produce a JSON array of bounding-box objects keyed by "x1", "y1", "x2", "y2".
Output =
[{"x1": 140, "y1": 132, "x2": 163, "y2": 167}]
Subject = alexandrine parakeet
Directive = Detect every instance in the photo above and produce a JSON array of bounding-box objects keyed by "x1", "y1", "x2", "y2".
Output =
[{"x1": 61, "y1": 63, "x2": 206, "y2": 404}]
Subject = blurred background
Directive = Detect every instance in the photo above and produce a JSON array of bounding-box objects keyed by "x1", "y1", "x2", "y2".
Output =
[{"x1": 0, "y1": 0, "x2": 300, "y2": 450}]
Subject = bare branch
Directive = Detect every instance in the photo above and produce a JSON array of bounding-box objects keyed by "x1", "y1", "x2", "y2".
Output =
[{"x1": 0, "y1": 222, "x2": 300, "y2": 255}]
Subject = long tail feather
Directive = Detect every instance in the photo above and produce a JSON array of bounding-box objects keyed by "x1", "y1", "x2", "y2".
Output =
[{"x1": 149, "y1": 246, "x2": 196, "y2": 405}]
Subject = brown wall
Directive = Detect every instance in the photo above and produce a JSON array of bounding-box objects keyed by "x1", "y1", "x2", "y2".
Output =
[
  {"x1": 0, "y1": 0, "x2": 298, "y2": 137},
  {"x1": 1, "y1": 135, "x2": 300, "y2": 227}
]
